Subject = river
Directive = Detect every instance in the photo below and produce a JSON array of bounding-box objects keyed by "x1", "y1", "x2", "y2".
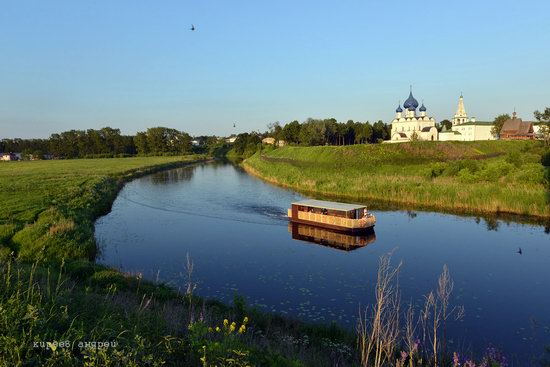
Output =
[{"x1": 95, "y1": 161, "x2": 550, "y2": 361}]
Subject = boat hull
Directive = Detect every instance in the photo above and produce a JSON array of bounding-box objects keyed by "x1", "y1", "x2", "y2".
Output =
[{"x1": 288, "y1": 217, "x2": 375, "y2": 234}]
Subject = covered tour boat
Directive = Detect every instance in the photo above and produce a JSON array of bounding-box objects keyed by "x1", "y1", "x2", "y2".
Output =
[{"x1": 287, "y1": 199, "x2": 376, "y2": 233}]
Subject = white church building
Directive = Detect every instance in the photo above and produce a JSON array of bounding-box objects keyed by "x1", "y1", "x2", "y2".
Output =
[
  {"x1": 389, "y1": 88, "x2": 438, "y2": 142},
  {"x1": 439, "y1": 94, "x2": 496, "y2": 141}
]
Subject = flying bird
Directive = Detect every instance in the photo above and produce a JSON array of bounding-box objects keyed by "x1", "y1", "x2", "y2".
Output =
[
  {"x1": 517, "y1": 247, "x2": 522, "y2": 255},
  {"x1": 190, "y1": 24, "x2": 195, "y2": 31},
  {"x1": 233, "y1": 123, "x2": 236, "y2": 128}
]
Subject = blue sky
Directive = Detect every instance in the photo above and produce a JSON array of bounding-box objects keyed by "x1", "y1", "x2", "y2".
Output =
[{"x1": 1, "y1": 0, "x2": 549, "y2": 138}]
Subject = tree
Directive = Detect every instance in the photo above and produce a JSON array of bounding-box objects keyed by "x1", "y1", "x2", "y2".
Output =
[
  {"x1": 324, "y1": 119, "x2": 339, "y2": 145},
  {"x1": 87, "y1": 129, "x2": 106, "y2": 155},
  {"x1": 344, "y1": 120, "x2": 356, "y2": 145},
  {"x1": 232, "y1": 132, "x2": 261, "y2": 157},
  {"x1": 354, "y1": 122, "x2": 373, "y2": 144},
  {"x1": 439, "y1": 119, "x2": 452, "y2": 131},
  {"x1": 491, "y1": 114, "x2": 511, "y2": 137},
  {"x1": 336, "y1": 123, "x2": 347, "y2": 145},
  {"x1": 134, "y1": 132, "x2": 148, "y2": 155},
  {"x1": 281, "y1": 121, "x2": 301, "y2": 144},
  {"x1": 372, "y1": 120, "x2": 390, "y2": 142},
  {"x1": 534, "y1": 107, "x2": 550, "y2": 146},
  {"x1": 299, "y1": 119, "x2": 326, "y2": 146},
  {"x1": 267, "y1": 122, "x2": 283, "y2": 142}
]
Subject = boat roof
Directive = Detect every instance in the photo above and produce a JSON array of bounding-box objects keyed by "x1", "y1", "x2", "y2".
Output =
[{"x1": 292, "y1": 199, "x2": 366, "y2": 212}]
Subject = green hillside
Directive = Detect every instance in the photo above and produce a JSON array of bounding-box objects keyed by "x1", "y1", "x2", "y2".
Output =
[{"x1": 244, "y1": 141, "x2": 550, "y2": 219}]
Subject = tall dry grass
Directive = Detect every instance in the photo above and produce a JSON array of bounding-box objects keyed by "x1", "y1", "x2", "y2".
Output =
[{"x1": 358, "y1": 256, "x2": 465, "y2": 367}]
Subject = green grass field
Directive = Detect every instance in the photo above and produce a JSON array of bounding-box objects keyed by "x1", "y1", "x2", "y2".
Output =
[
  {"x1": 0, "y1": 156, "x2": 202, "y2": 223},
  {"x1": 244, "y1": 141, "x2": 550, "y2": 219}
]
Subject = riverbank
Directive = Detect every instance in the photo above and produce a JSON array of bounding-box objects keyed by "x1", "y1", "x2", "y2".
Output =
[
  {"x1": 243, "y1": 141, "x2": 550, "y2": 220},
  {"x1": 0, "y1": 156, "x2": 361, "y2": 366}
]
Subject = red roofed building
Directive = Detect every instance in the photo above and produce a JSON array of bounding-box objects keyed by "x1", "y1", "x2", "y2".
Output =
[{"x1": 499, "y1": 112, "x2": 535, "y2": 140}]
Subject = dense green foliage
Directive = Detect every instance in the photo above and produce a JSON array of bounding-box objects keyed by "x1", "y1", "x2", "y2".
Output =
[
  {"x1": 227, "y1": 132, "x2": 263, "y2": 159},
  {"x1": 274, "y1": 118, "x2": 391, "y2": 146},
  {"x1": 134, "y1": 127, "x2": 192, "y2": 155},
  {"x1": 490, "y1": 114, "x2": 511, "y2": 136},
  {"x1": 192, "y1": 136, "x2": 232, "y2": 157},
  {"x1": 227, "y1": 118, "x2": 393, "y2": 160},
  {"x1": 439, "y1": 119, "x2": 452, "y2": 131},
  {"x1": 0, "y1": 126, "x2": 198, "y2": 159},
  {"x1": 535, "y1": 107, "x2": 550, "y2": 146},
  {"x1": 244, "y1": 141, "x2": 550, "y2": 219},
  {"x1": 1, "y1": 127, "x2": 137, "y2": 159}
]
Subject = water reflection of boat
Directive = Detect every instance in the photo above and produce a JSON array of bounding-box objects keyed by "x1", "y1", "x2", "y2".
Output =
[
  {"x1": 288, "y1": 222, "x2": 376, "y2": 251},
  {"x1": 288, "y1": 199, "x2": 376, "y2": 233}
]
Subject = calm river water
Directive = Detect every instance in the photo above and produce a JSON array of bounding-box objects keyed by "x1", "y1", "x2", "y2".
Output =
[{"x1": 95, "y1": 162, "x2": 550, "y2": 360}]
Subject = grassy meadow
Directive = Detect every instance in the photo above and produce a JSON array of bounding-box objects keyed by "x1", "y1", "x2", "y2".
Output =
[{"x1": 244, "y1": 141, "x2": 550, "y2": 220}]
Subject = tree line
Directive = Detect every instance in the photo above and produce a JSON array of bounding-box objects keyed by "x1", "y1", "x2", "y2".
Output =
[
  {"x1": 267, "y1": 118, "x2": 391, "y2": 146},
  {"x1": 0, "y1": 127, "x2": 194, "y2": 159},
  {"x1": 227, "y1": 118, "x2": 392, "y2": 159},
  {"x1": 3, "y1": 107, "x2": 548, "y2": 160}
]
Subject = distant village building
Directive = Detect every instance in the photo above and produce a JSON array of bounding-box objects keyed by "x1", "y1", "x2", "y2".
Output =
[
  {"x1": 389, "y1": 88, "x2": 438, "y2": 143},
  {"x1": 533, "y1": 123, "x2": 545, "y2": 139},
  {"x1": 439, "y1": 94, "x2": 496, "y2": 141},
  {"x1": 262, "y1": 137, "x2": 286, "y2": 146},
  {"x1": 1, "y1": 153, "x2": 19, "y2": 161},
  {"x1": 225, "y1": 137, "x2": 237, "y2": 143},
  {"x1": 500, "y1": 112, "x2": 535, "y2": 140}
]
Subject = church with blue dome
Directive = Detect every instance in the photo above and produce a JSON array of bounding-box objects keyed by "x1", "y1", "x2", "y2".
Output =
[{"x1": 389, "y1": 88, "x2": 438, "y2": 142}]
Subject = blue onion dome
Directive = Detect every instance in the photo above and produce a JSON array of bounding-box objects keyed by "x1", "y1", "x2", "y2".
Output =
[
  {"x1": 396, "y1": 104, "x2": 403, "y2": 113},
  {"x1": 403, "y1": 91, "x2": 419, "y2": 110},
  {"x1": 419, "y1": 103, "x2": 426, "y2": 112}
]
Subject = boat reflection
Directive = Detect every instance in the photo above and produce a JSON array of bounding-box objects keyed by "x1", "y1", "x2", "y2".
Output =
[{"x1": 288, "y1": 222, "x2": 376, "y2": 251}]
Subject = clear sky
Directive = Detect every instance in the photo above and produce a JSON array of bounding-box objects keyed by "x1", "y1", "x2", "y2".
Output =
[{"x1": 1, "y1": 0, "x2": 549, "y2": 139}]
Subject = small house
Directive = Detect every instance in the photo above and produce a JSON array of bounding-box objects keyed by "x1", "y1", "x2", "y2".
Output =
[
  {"x1": 500, "y1": 112, "x2": 535, "y2": 140},
  {"x1": 1, "y1": 153, "x2": 18, "y2": 161},
  {"x1": 262, "y1": 137, "x2": 276, "y2": 145}
]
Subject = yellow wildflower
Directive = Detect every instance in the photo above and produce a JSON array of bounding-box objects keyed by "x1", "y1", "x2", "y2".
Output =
[
  {"x1": 238, "y1": 325, "x2": 246, "y2": 334},
  {"x1": 223, "y1": 319, "x2": 229, "y2": 327},
  {"x1": 243, "y1": 316, "x2": 249, "y2": 325},
  {"x1": 229, "y1": 324, "x2": 236, "y2": 333},
  {"x1": 215, "y1": 326, "x2": 221, "y2": 332}
]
